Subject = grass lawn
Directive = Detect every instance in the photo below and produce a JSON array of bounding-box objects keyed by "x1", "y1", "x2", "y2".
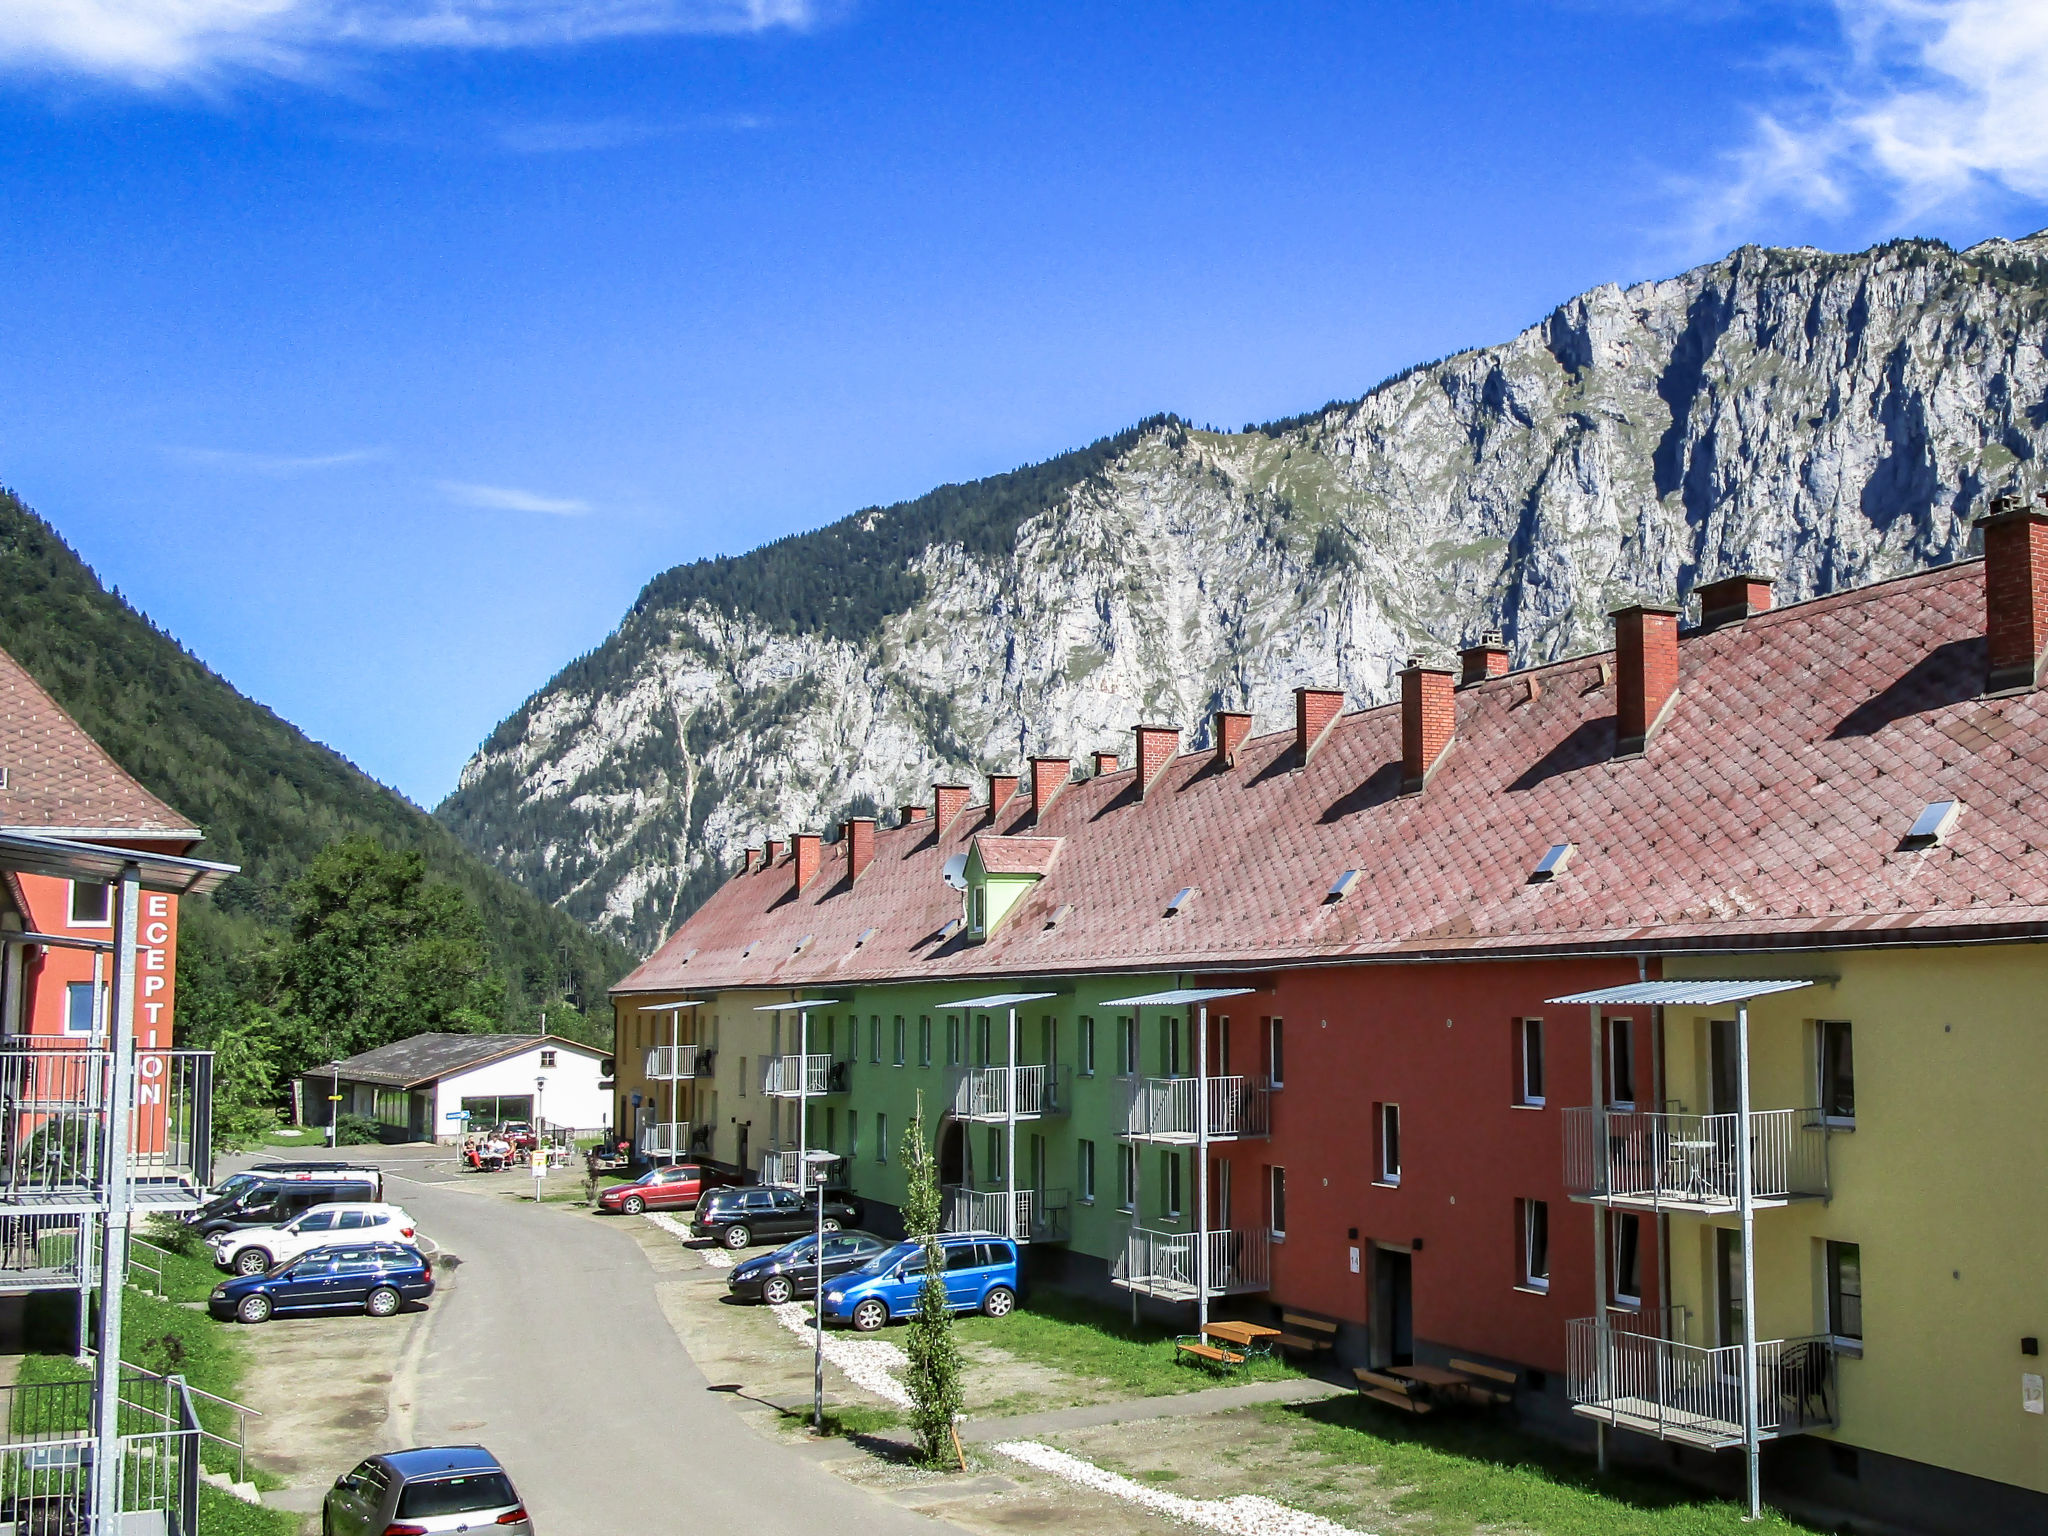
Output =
[
  {"x1": 199, "y1": 1483, "x2": 304, "y2": 1535},
  {"x1": 955, "y1": 1291, "x2": 1302, "y2": 1397},
  {"x1": 242, "y1": 1124, "x2": 330, "y2": 1150},
  {"x1": 1270, "y1": 1396, "x2": 1827, "y2": 1536}
]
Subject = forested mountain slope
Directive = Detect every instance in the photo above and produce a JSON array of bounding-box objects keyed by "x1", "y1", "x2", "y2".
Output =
[
  {"x1": 442, "y1": 231, "x2": 2048, "y2": 954},
  {"x1": 0, "y1": 488, "x2": 632, "y2": 1014}
]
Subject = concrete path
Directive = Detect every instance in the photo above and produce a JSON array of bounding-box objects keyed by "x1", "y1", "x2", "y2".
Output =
[
  {"x1": 382, "y1": 1159, "x2": 948, "y2": 1536},
  {"x1": 959, "y1": 1376, "x2": 1348, "y2": 1443}
]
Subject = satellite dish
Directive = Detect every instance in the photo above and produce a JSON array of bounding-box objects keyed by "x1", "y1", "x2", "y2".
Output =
[{"x1": 941, "y1": 853, "x2": 969, "y2": 890}]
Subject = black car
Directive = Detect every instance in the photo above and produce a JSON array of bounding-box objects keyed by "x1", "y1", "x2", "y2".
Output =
[
  {"x1": 187, "y1": 1174, "x2": 381, "y2": 1240},
  {"x1": 728, "y1": 1229, "x2": 889, "y2": 1304},
  {"x1": 207, "y1": 1242, "x2": 433, "y2": 1324},
  {"x1": 689, "y1": 1184, "x2": 861, "y2": 1249}
]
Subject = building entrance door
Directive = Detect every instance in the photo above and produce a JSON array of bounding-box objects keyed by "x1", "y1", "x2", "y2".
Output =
[{"x1": 1371, "y1": 1246, "x2": 1414, "y2": 1368}]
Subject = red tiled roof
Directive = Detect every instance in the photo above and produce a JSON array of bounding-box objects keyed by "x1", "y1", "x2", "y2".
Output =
[
  {"x1": 617, "y1": 558, "x2": 2048, "y2": 995},
  {"x1": 973, "y1": 834, "x2": 1061, "y2": 877},
  {"x1": 0, "y1": 647, "x2": 198, "y2": 841}
]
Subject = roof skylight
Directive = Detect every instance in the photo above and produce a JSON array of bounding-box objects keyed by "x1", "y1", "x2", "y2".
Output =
[
  {"x1": 938, "y1": 916, "x2": 963, "y2": 940},
  {"x1": 1045, "y1": 902, "x2": 1075, "y2": 930},
  {"x1": 1903, "y1": 798, "x2": 1961, "y2": 847},
  {"x1": 1326, "y1": 869, "x2": 1360, "y2": 903},
  {"x1": 1164, "y1": 887, "x2": 1196, "y2": 916},
  {"x1": 854, "y1": 927, "x2": 878, "y2": 948},
  {"x1": 792, "y1": 933, "x2": 815, "y2": 955},
  {"x1": 739, "y1": 941, "x2": 759, "y2": 959},
  {"x1": 1530, "y1": 843, "x2": 1575, "y2": 882}
]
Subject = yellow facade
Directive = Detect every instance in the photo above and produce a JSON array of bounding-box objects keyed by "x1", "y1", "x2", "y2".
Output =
[{"x1": 1663, "y1": 944, "x2": 2048, "y2": 1496}]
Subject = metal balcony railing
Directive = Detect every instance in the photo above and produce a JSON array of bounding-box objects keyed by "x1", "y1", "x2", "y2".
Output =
[
  {"x1": 950, "y1": 1065, "x2": 1071, "y2": 1121},
  {"x1": 942, "y1": 1185, "x2": 1071, "y2": 1244},
  {"x1": 1120, "y1": 1075, "x2": 1269, "y2": 1143},
  {"x1": 1112, "y1": 1226, "x2": 1269, "y2": 1301},
  {"x1": 0, "y1": 1212, "x2": 88, "y2": 1290},
  {"x1": 1566, "y1": 1315, "x2": 1839, "y2": 1449},
  {"x1": 758, "y1": 1149, "x2": 840, "y2": 1191},
  {"x1": 0, "y1": 1047, "x2": 214, "y2": 1208},
  {"x1": 1562, "y1": 1107, "x2": 1830, "y2": 1212},
  {"x1": 638, "y1": 1121, "x2": 691, "y2": 1158},
  {"x1": 760, "y1": 1054, "x2": 842, "y2": 1097},
  {"x1": 643, "y1": 1045, "x2": 706, "y2": 1081}
]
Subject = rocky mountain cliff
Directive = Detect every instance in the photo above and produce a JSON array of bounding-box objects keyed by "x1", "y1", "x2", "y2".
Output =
[{"x1": 439, "y1": 232, "x2": 2048, "y2": 954}]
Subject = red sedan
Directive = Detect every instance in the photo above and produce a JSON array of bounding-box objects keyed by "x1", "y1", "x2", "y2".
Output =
[{"x1": 597, "y1": 1163, "x2": 732, "y2": 1215}]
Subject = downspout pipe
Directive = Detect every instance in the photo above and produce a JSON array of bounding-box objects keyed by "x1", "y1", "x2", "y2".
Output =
[
  {"x1": 1589, "y1": 1003, "x2": 1609, "y2": 1475},
  {"x1": 1737, "y1": 998, "x2": 1762, "y2": 1520}
]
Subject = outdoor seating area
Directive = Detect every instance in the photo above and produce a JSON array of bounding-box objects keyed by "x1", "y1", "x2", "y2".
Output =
[
  {"x1": 1274, "y1": 1310, "x2": 1340, "y2": 1358},
  {"x1": 1174, "y1": 1319, "x2": 1282, "y2": 1371},
  {"x1": 1354, "y1": 1359, "x2": 1521, "y2": 1415}
]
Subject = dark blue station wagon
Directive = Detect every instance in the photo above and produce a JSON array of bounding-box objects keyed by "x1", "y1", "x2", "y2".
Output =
[{"x1": 209, "y1": 1242, "x2": 434, "y2": 1324}]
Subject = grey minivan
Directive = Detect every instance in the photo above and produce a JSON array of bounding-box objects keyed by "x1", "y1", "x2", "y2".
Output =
[{"x1": 321, "y1": 1445, "x2": 533, "y2": 1535}]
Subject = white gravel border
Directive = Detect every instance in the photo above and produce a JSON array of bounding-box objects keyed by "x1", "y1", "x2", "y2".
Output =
[
  {"x1": 992, "y1": 1441, "x2": 1370, "y2": 1536},
  {"x1": 643, "y1": 1212, "x2": 732, "y2": 1266},
  {"x1": 770, "y1": 1301, "x2": 912, "y2": 1408}
]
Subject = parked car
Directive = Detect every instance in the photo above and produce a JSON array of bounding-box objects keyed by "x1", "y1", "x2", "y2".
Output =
[
  {"x1": 187, "y1": 1173, "x2": 382, "y2": 1240},
  {"x1": 204, "y1": 1164, "x2": 384, "y2": 1205},
  {"x1": 495, "y1": 1122, "x2": 538, "y2": 1152},
  {"x1": 727, "y1": 1230, "x2": 889, "y2": 1305},
  {"x1": 208, "y1": 1202, "x2": 420, "y2": 1275},
  {"x1": 209, "y1": 1242, "x2": 433, "y2": 1324},
  {"x1": 819, "y1": 1234, "x2": 1021, "y2": 1332},
  {"x1": 596, "y1": 1163, "x2": 732, "y2": 1215},
  {"x1": 321, "y1": 1444, "x2": 532, "y2": 1535},
  {"x1": 688, "y1": 1184, "x2": 861, "y2": 1249}
]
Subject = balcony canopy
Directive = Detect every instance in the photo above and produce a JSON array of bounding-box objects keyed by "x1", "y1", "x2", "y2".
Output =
[
  {"x1": 934, "y1": 991, "x2": 1059, "y2": 1009},
  {"x1": 1545, "y1": 979, "x2": 1815, "y2": 1007},
  {"x1": 634, "y1": 999, "x2": 705, "y2": 1011},
  {"x1": 1100, "y1": 987, "x2": 1256, "y2": 1007},
  {"x1": 0, "y1": 829, "x2": 237, "y2": 896},
  {"x1": 753, "y1": 999, "x2": 842, "y2": 1011}
]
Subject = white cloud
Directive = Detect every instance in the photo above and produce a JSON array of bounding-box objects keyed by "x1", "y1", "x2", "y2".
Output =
[
  {"x1": 1702, "y1": 1, "x2": 2048, "y2": 239},
  {"x1": 0, "y1": 0, "x2": 821, "y2": 84},
  {"x1": 437, "y1": 479, "x2": 594, "y2": 515},
  {"x1": 169, "y1": 443, "x2": 387, "y2": 474}
]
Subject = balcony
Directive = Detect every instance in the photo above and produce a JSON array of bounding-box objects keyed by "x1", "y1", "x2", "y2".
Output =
[
  {"x1": 1121, "y1": 1076, "x2": 1269, "y2": 1144},
  {"x1": 757, "y1": 1149, "x2": 842, "y2": 1190},
  {"x1": 942, "y1": 1185, "x2": 1070, "y2": 1244},
  {"x1": 637, "y1": 1121, "x2": 691, "y2": 1159},
  {"x1": 1112, "y1": 1227, "x2": 1269, "y2": 1301},
  {"x1": 0, "y1": 1047, "x2": 214, "y2": 1210},
  {"x1": 1566, "y1": 1314, "x2": 1839, "y2": 1449},
  {"x1": 0, "y1": 1214, "x2": 86, "y2": 1291},
  {"x1": 950, "y1": 1065, "x2": 1071, "y2": 1121},
  {"x1": 759, "y1": 1054, "x2": 845, "y2": 1098},
  {"x1": 1562, "y1": 1107, "x2": 1830, "y2": 1214},
  {"x1": 643, "y1": 1045, "x2": 708, "y2": 1082}
]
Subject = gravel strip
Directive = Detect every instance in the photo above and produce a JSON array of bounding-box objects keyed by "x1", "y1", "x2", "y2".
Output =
[
  {"x1": 643, "y1": 1212, "x2": 732, "y2": 1265},
  {"x1": 769, "y1": 1301, "x2": 912, "y2": 1407},
  {"x1": 991, "y1": 1440, "x2": 1370, "y2": 1536}
]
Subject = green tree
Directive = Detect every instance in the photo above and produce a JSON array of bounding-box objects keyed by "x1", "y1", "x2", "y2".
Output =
[
  {"x1": 898, "y1": 1092, "x2": 963, "y2": 1467},
  {"x1": 275, "y1": 836, "x2": 504, "y2": 1076}
]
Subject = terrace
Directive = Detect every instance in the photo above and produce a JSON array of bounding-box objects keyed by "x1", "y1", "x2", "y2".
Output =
[
  {"x1": 1566, "y1": 1313, "x2": 1840, "y2": 1449},
  {"x1": 1111, "y1": 1226, "x2": 1269, "y2": 1301},
  {"x1": 1563, "y1": 1106, "x2": 1830, "y2": 1214}
]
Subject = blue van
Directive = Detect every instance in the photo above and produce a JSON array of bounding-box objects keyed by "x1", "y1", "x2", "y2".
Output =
[{"x1": 819, "y1": 1233, "x2": 1020, "y2": 1332}]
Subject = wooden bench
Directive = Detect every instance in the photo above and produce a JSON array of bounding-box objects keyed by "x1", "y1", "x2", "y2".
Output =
[
  {"x1": 1275, "y1": 1311, "x2": 1339, "y2": 1356},
  {"x1": 1353, "y1": 1368, "x2": 1432, "y2": 1413},
  {"x1": 1447, "y1": 1359, "x2": 1518, "y2": 1407},
  {"x1": 1177, "y1": 1338, "x2": 1247, "y2": 1368}
]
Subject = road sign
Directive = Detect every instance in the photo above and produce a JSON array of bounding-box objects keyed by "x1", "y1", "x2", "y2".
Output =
[{"x1": 445, "y1": 1110, "x2": 471, "y2": 1121}]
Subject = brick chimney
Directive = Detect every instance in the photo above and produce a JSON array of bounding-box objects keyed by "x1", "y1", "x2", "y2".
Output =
[
  {"x1": 1213, "y1": 711, "x2": 1253, "y2": 768},
  {"x1": 743, "y1": 846, "x2": 761, "y2": 874},
  {"x1": 988, "y1": 771, "x2": 1021, "y2": 817},
  {"x1": 1133, "y1": 725, "x2": 1179, "y2": 798},
  {"x1": 765, "y1": 838, "x2": 785, "y2": 866},
  {"x1": 792, "y1": 833, "x2": 822, "y2": 894},
  {"x1": 1458, "y1": 631, "x2": 1510, "y2": 686},
  {"x1": 1030, "y1": 757, "x2": 1071, "y2": 820},
  {"x1": 933, "y1": 784, "x2": 970, "y2": 832},
  {"x1": 846, "y1": 817, "x2": 876, "y2": 881},
  {"x1": 1978, "y1": 495, "x2": 2048, "y2": 694},
  {"x1": 1612, "y1": 603, "x2": 1682, "y2": 756},
  {"x1": 900, "y1": 803, "x2": 928, "y2": 824},
  {"x1": 1400, "y1": 659, "x2": 1457, "y2": 792},
  {"x1": 1091, "y1": 750, "x2": 1119, "y2": 776},
  {"x1": 1294, "y1": 687, "x2": 1344, "y2": 765},
  {"x1": 1695, "y1": 573, "x2": 1775, "y2": 632}
]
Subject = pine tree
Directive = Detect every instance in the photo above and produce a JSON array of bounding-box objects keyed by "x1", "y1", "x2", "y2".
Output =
[{"x1": 899, "y1": 1091, "x2": 963, "y2": 1467}]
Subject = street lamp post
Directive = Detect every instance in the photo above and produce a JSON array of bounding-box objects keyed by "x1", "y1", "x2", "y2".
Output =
[
  {"x1": 329, "y1": 1060, "x2": 343, "y2": 1148},
  {"x1": 802, "y1": 1148, "x2": 839, "y2": 1430}
]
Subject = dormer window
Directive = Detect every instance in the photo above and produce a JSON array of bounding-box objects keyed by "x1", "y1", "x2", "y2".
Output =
[
  {"x1": 968, "y1": 885, "x2": 987, "y2": 936},
  {"x1": 956, "y1": 833, "x2": 1059, "y2": 943}
]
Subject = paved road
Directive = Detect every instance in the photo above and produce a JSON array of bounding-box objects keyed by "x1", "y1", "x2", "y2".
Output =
[{"x1": 379, "y1": 1159, "x2": 944, "y2": 1535}]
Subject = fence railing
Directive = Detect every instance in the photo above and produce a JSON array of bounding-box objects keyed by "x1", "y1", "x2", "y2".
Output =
[
  {"x1": 760, "y1": 1054, "x2": 839, "y2": 1097},
  {"x1": 0, "y1": 1046, "x2": 214, "y2": 1206},
  {"x1": 1566, "y1": 1317, "x2": 1839, "y2": 1445},
  {"x1": 1562, "y1": 1106, "x2": 1829, "y2": 1209},
  {"x1": 1121, "y1": 1076, "x2": 1270, "y2": 1142},
  {"x1": 0, "y1": 1212, "x2": 88, "y2": 1290},
  {"x1": 758, "y1": 1149, "x2": 842, "y2": 1190},
  {"x1": 1112, "y1": 1226, "x2": 1270, "y2": 1300},
  {"x1": 637, "y1": 1121, "x2": 691, "y2": 1158},
  {"x1": 643, "y1": 1045, "x2": 706, "y2": 1081},
  {"x1": 950, "y1": 1065, "x2": 1071, "y2": 1120},
  {"x1": 942, "y1": 1185, "x2": 1071, "y2": 1243}
]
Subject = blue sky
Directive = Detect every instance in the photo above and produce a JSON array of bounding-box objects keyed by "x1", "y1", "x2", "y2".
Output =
[{"x1": 1, "y1": 1, "x2": 2045, "y2": 806}]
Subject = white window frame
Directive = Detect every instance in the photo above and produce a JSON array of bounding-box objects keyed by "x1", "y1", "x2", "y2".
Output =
[
  {"x1": 1118, "y1": 1016, "x2": 1137, "y2": 1077},
  {"x1": 1518, "y1": 1017, "x2": 1545, "y2": 1107},
  {"x1": 1268, "y1": 1018, "x2": 1284, "y2": 1087},
  {"x1": 64, "y1": 980, "x2": 96, "y2": 1036},
  {"x1": 1163, "y1": 1151, "x2": 1182, "y2": 1219},
  {"x1": 1378, "y1": 1103, "x2": 1401, "y2": 1187},
  {"x1": 1609, "y1": 1017, "x2": 1636, "y2": 1110},
  {"x1": 1268, "y1": 1164, "x2": 1286, "y2": 1240},
  {"x1": 876, "y1": 1112, "x2": 888, "y2": 1163},
  {"x1": 1078, "y1": 1139, "x2": 1095, "y2": 1204},
  {"x1": 1611, "y1": 1212, "x2": 1641, "y2": 1307},
  {"x1": 1817, "y1": 1019, "x2": 1855, "y2": 1128},
  {"x1": 1522, "y1": 1198, "x2": 1550, "y2": 1292},
  {"x1": 1079, "y1": 1015, "x2": 1095, "y2": 1076},
  {"x1": 1118, "y1": 1144, "x2": 1136, "y2": 1211},
  {"x1": 918, "y1": 1015, "x2": 932, "y2": 1068},
  {"x1": 67, "y1": 881, "x2": 112, "y2": 929},
  {"x1": 892, "y1": 1016, "x2": 906, "y2": 1067},
  {"x1": 539, "y1": 1050, "x2": 557, "y2": 1069},
  {"x1": 1825, "y1": 1239, "x2": 1864, "y2": 1354}
]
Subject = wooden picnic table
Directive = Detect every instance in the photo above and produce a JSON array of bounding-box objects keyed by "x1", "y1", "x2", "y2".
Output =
[
  {"x1": 1388, "y1": 1363, "x2": 1477, "y2": 1399},
  {"x1": 1203, "y1": 1321, "x2": 1282, "y2": 1349}
]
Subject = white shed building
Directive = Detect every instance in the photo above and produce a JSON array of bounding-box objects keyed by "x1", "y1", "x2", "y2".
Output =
[{"x1": 305, "y1": 1033, "x2": 613, "y2": 1143}]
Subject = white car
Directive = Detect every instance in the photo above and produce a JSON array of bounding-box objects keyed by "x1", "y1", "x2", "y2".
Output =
[{"x1": 209, "y1": 1203, "x2": 421, "y2": 1276}]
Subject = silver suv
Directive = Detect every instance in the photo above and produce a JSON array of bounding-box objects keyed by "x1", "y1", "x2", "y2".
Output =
[{"x1": 322, "y1": 1445, "x2": 533, "y2": 1534}]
